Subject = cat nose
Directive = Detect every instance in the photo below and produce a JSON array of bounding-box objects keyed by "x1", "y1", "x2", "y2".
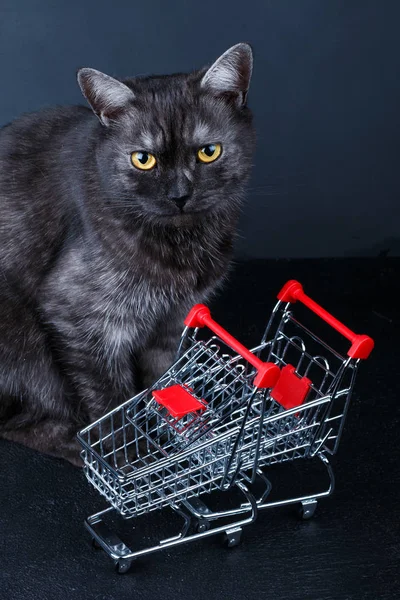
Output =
[
  {"x1": 167, "y1": 174, "x2": 192, "y2": 209},
  {"x1": 169, "y1": 194, "x2": 191, "y2": 209}
]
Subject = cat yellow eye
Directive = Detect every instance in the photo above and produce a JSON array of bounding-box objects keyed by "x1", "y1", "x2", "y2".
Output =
[
  {"x1": 197, "y1": 143, "x2": 222, "y2": 164},
  {"x1": 131, "y1": 151, "x2": 157, "y2": 171}
]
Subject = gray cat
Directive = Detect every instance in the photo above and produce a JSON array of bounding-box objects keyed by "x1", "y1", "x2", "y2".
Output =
[{"x1": 0, "y1": 43, "x2": 255, "y2": 465}]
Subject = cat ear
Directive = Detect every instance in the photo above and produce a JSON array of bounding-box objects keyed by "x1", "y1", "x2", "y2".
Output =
[
  {"x1": 201, "y1": 43, "x2": 253, "y2": 105},
  {"x1": 77, "y1": 68, "x2": 135, "y2": 126}
]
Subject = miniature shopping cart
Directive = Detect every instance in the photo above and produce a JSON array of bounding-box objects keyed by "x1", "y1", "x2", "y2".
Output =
[{"x1": 78, "y1": 280, "x2": 374, "y2": 573}]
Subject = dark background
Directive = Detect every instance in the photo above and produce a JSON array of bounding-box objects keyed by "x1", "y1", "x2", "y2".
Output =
[{"x1": 0, "y1": 0, "x2": 399, "y2": 258}]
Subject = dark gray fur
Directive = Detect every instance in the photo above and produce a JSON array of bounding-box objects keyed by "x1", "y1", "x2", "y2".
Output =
[{"x1": 0, "y1": 43, "x2": 255, "y2": 464}]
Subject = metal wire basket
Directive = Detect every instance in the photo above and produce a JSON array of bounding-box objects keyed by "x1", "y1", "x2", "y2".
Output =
[{"x1": 78, "y1": 279, "x2": 374, "y2": 573}]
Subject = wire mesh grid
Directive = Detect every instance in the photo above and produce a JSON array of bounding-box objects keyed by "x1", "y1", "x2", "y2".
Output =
[
  {"x1": 126, "y1": 338, "x2": 259, "y2": 447},
  {"x1": 79, "y1": 338, "x2": 262, "y2": 517},
  {"x1": 79, "y1": 301, "x2": 358, "y2": 519},
  {"x1": 256, "y1": 304, "x2": 358, "y2": 456}
]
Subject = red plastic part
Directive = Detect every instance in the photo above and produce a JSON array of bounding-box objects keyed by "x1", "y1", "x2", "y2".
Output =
[
  {"x1": 270, "y1": 364, "x2": 311, "y2": 410},
  {"x1": 184, "y1": 304, "x2": 280, "y2": 389},
  {"x1": 184, "y1": 304, "x2": 211, "y2": 329},
  {"x1": 253, "y1": 363, "x2": 281, "y2": 389},
  {"x1": 152, "y1": 385, "x2": 206, "y2": 419},
  {"x1": 277, "y1": 280, "x2": 374, "y2": 360}
]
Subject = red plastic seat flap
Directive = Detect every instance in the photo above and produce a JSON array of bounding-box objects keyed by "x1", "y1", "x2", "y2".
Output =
[
  {"x1": 152, "y1": 385, "x2": 206, "y2": 419},
  {"x1": 270, "y1": 364, "x2": 311, "y2": 410}
]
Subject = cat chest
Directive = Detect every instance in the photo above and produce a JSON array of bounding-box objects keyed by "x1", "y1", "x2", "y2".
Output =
[{"x1": 98, "y1": 279, "x2": 190, "y2": 345}]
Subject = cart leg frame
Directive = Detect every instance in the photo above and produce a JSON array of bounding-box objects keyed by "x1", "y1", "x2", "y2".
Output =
[
  {"x1": 85, "y1": 481, "x2": 258, "y2": 573},
  {"x1": 254, "y1": 452, "x2": 335, "y2": 518},
  {"x1": 85, "y1": 452, "x2": 334, "y2": 572}
]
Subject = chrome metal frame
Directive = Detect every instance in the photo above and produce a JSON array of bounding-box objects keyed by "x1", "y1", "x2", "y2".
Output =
[{"x1": 78, "y1": 298, "x2": 359, "y2": 572}]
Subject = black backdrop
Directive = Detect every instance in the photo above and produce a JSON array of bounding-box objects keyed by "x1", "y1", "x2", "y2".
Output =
[{"x1": 0, "y1": 0, "x2": 399, "y2": 258}]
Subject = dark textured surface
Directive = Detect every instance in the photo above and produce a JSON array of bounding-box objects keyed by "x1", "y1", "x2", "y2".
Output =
[{"x1": 1, "y1": 258, "x2": 399, "y2": 600}]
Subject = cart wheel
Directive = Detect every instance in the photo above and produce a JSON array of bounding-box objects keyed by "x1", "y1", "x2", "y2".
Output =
[
  {"x1": 298, "y1": 499, "x2": 318, "y2": 520},
  {"x1": 195, "y1": 518, "x2": 211, "y2": 534},
  {"x1": 114, "y1": 559, "x2": 132, "y2": 574},
  {"x1": 91, "y1": 538, "x2": 101, "y2": 550},
  {"x1": 223, "y1": 527, "x2": 242, "y2": 548}
]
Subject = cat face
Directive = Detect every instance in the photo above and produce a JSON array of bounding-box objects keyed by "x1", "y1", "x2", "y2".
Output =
[{"x1": 78, "y1": 44, "x2": 255, "y2": 224}]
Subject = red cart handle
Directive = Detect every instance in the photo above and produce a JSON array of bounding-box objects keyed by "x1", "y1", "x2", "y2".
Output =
[
  {"x1": 184, "y1": 305, "x2": 280, "y2": 389},
  {"x1": 277, "y1": 280, "x2": 374, "y2": 360}
]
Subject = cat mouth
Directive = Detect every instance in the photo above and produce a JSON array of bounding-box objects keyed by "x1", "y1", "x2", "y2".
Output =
[
  {"x1": 151, "y1": 208, "x2": 199, "y2": 227},
  {"x1": 128, "y1": 197, "x2": 210, "y2": 222}
]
